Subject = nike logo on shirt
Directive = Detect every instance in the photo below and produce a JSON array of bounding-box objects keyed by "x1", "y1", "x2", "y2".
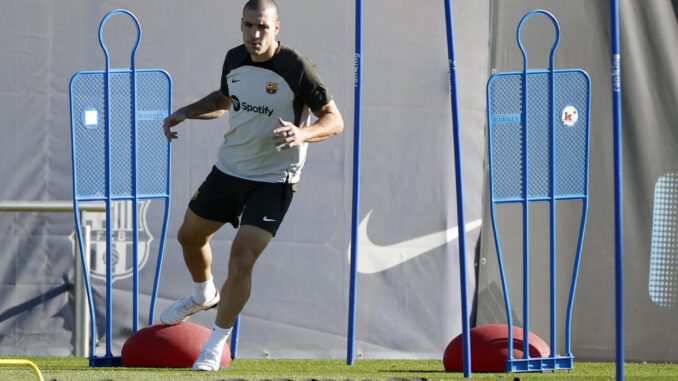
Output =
[{"x1": 263, "y1": 216, "x2": 276, "y2": 222}]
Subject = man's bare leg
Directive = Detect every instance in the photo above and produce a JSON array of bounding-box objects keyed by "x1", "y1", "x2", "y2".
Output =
[
  {"x1": 177, "y1": 209, "x2": 224, "y2": 282},
  {"x1": 160, "y1": 209, "x2": 224, "y2": 325},
  {"x1": 216, "y1": 224, "x2": 273, "y2": 328},
  {"x1": 192, "y1": 224, "x2": 273, "y2": 370}
]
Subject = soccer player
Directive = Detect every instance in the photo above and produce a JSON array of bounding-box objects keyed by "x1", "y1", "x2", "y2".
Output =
[{"x1": 160, "y1": 0, "x2": 344, "y2": 371}]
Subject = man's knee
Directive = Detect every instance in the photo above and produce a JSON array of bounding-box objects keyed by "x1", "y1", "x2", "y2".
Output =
[
  {"x1": 177, "y1": 223, "x2": 209, "y2": 249},
  {"x1": 225, "y1": 225, "x2": 271, "y2": 278},
  {"x1": 228, "y1": 247, "x2": 259, "y2": 278},
  {"x1": 177, "y1": 209, "x2": 223, "y2": 249},
  {"x1": 229, "y1": 259, "x2": 254, "y2": 279}
]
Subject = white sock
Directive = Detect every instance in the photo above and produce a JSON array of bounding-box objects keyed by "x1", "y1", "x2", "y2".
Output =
[
  {"x1": 192, "y1": 276, "x2": 217, "y2": 305},
  {"x1": 203, "y1": 324, "x2": 232, "y2": 353}
]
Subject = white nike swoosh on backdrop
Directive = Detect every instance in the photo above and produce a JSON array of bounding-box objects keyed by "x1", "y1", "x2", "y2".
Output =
[{"x1": 347, "y1": 210, "x2": 483, "y2": 274}]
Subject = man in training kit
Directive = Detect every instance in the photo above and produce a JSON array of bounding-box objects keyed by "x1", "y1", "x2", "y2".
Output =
[{"x1": 160, "y1": 0, "x2": 344, "y2": 371}]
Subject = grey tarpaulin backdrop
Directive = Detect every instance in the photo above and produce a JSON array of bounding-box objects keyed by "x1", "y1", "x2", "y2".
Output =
[{"x1": 0, "y1": 0, "x2": 676, "y2": 362}]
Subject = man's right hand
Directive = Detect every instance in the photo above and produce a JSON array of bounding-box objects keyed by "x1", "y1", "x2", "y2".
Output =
[
  {"x1": 162, "y1": 91, "x2": 230, "y2": 140},
  {"x1": 163, "y1": 110, "x2": 186, "y2": 140}
]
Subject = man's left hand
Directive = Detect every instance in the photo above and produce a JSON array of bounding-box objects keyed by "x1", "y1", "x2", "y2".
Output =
[{"x1": 272, "y1": 117, "x2": 305, "y2": 151}]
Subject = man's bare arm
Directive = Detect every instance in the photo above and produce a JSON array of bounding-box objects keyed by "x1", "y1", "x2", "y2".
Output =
[
  {"x1": 272, "y1": 100, "x2": 344, "y2": 149},
  {"x1": 163, "y1": 91, "x2": 231, "y2": 140}
]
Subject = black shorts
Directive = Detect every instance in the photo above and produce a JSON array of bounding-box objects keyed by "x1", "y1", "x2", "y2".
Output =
[{"x1": 188, "y1": 166, "x2": 296, "y2": 236}]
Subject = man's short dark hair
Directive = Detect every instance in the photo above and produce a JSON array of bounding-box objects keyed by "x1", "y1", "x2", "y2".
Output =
[{"x1": 243, "y1": 0, "x2": 279, "y2": 19}]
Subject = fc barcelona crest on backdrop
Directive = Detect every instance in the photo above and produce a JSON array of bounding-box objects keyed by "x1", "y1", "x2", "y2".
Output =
[
  {"x1": 69, "y1": 200, "x2": 153, "y2": 282},
  {"x1": 266, "y1": 82, "x2": 278, "y2": 94}
]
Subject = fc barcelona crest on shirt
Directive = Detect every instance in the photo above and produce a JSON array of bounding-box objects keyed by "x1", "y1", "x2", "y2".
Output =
[{"x1": 266, "y1": 82, "x2": 278, "y2": 94}]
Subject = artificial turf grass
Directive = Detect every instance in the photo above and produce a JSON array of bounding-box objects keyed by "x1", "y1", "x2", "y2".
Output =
[{"x1": 1, "y1": 356, "x2": 677, "y2": 381}]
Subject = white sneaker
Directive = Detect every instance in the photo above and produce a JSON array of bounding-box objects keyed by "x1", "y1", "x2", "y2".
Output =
[
  {"x1": 160, "y1": 291, "x2": 219, "y2": 325},
  {"x1": 192, "y1": 348, "x2": 222, "y2": 371}
]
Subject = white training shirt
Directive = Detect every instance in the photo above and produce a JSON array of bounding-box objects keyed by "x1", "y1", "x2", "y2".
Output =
[{"x1": 216, "y1": 42, "x2": 333, "y2": 183}]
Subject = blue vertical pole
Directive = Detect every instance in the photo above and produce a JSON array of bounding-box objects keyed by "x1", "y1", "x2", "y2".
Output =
[
  {"x1": 98, "y1": 10, "x2": 142, "y2": 361},
  {"x1": 547, "y1": 14, "x2": 558, "y2": 360},
  {"x1": 443, "y1": 0, "x2": 471, "y2": 377},
  {"x1": 149, "y1": 77, "x2": 172, "y2": 324},
  {"x1": 518, "y1": 17, "x2": 531, "y2": 364},
  {"x1": 230, "y1": 315, "x2": 240, "y2": 359},
  {"x1": 347, "y1": 0, "x2": 363, "y2": 366},
  {"x1": 610, "y1": 0, "x2": 624, "y2": 380},
  {"x1": 99, "y1": 14, "x2": 114, "y2": 360},
  {"x1": 130, "y1": 25, "x2": 140, "y2": 336}
]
